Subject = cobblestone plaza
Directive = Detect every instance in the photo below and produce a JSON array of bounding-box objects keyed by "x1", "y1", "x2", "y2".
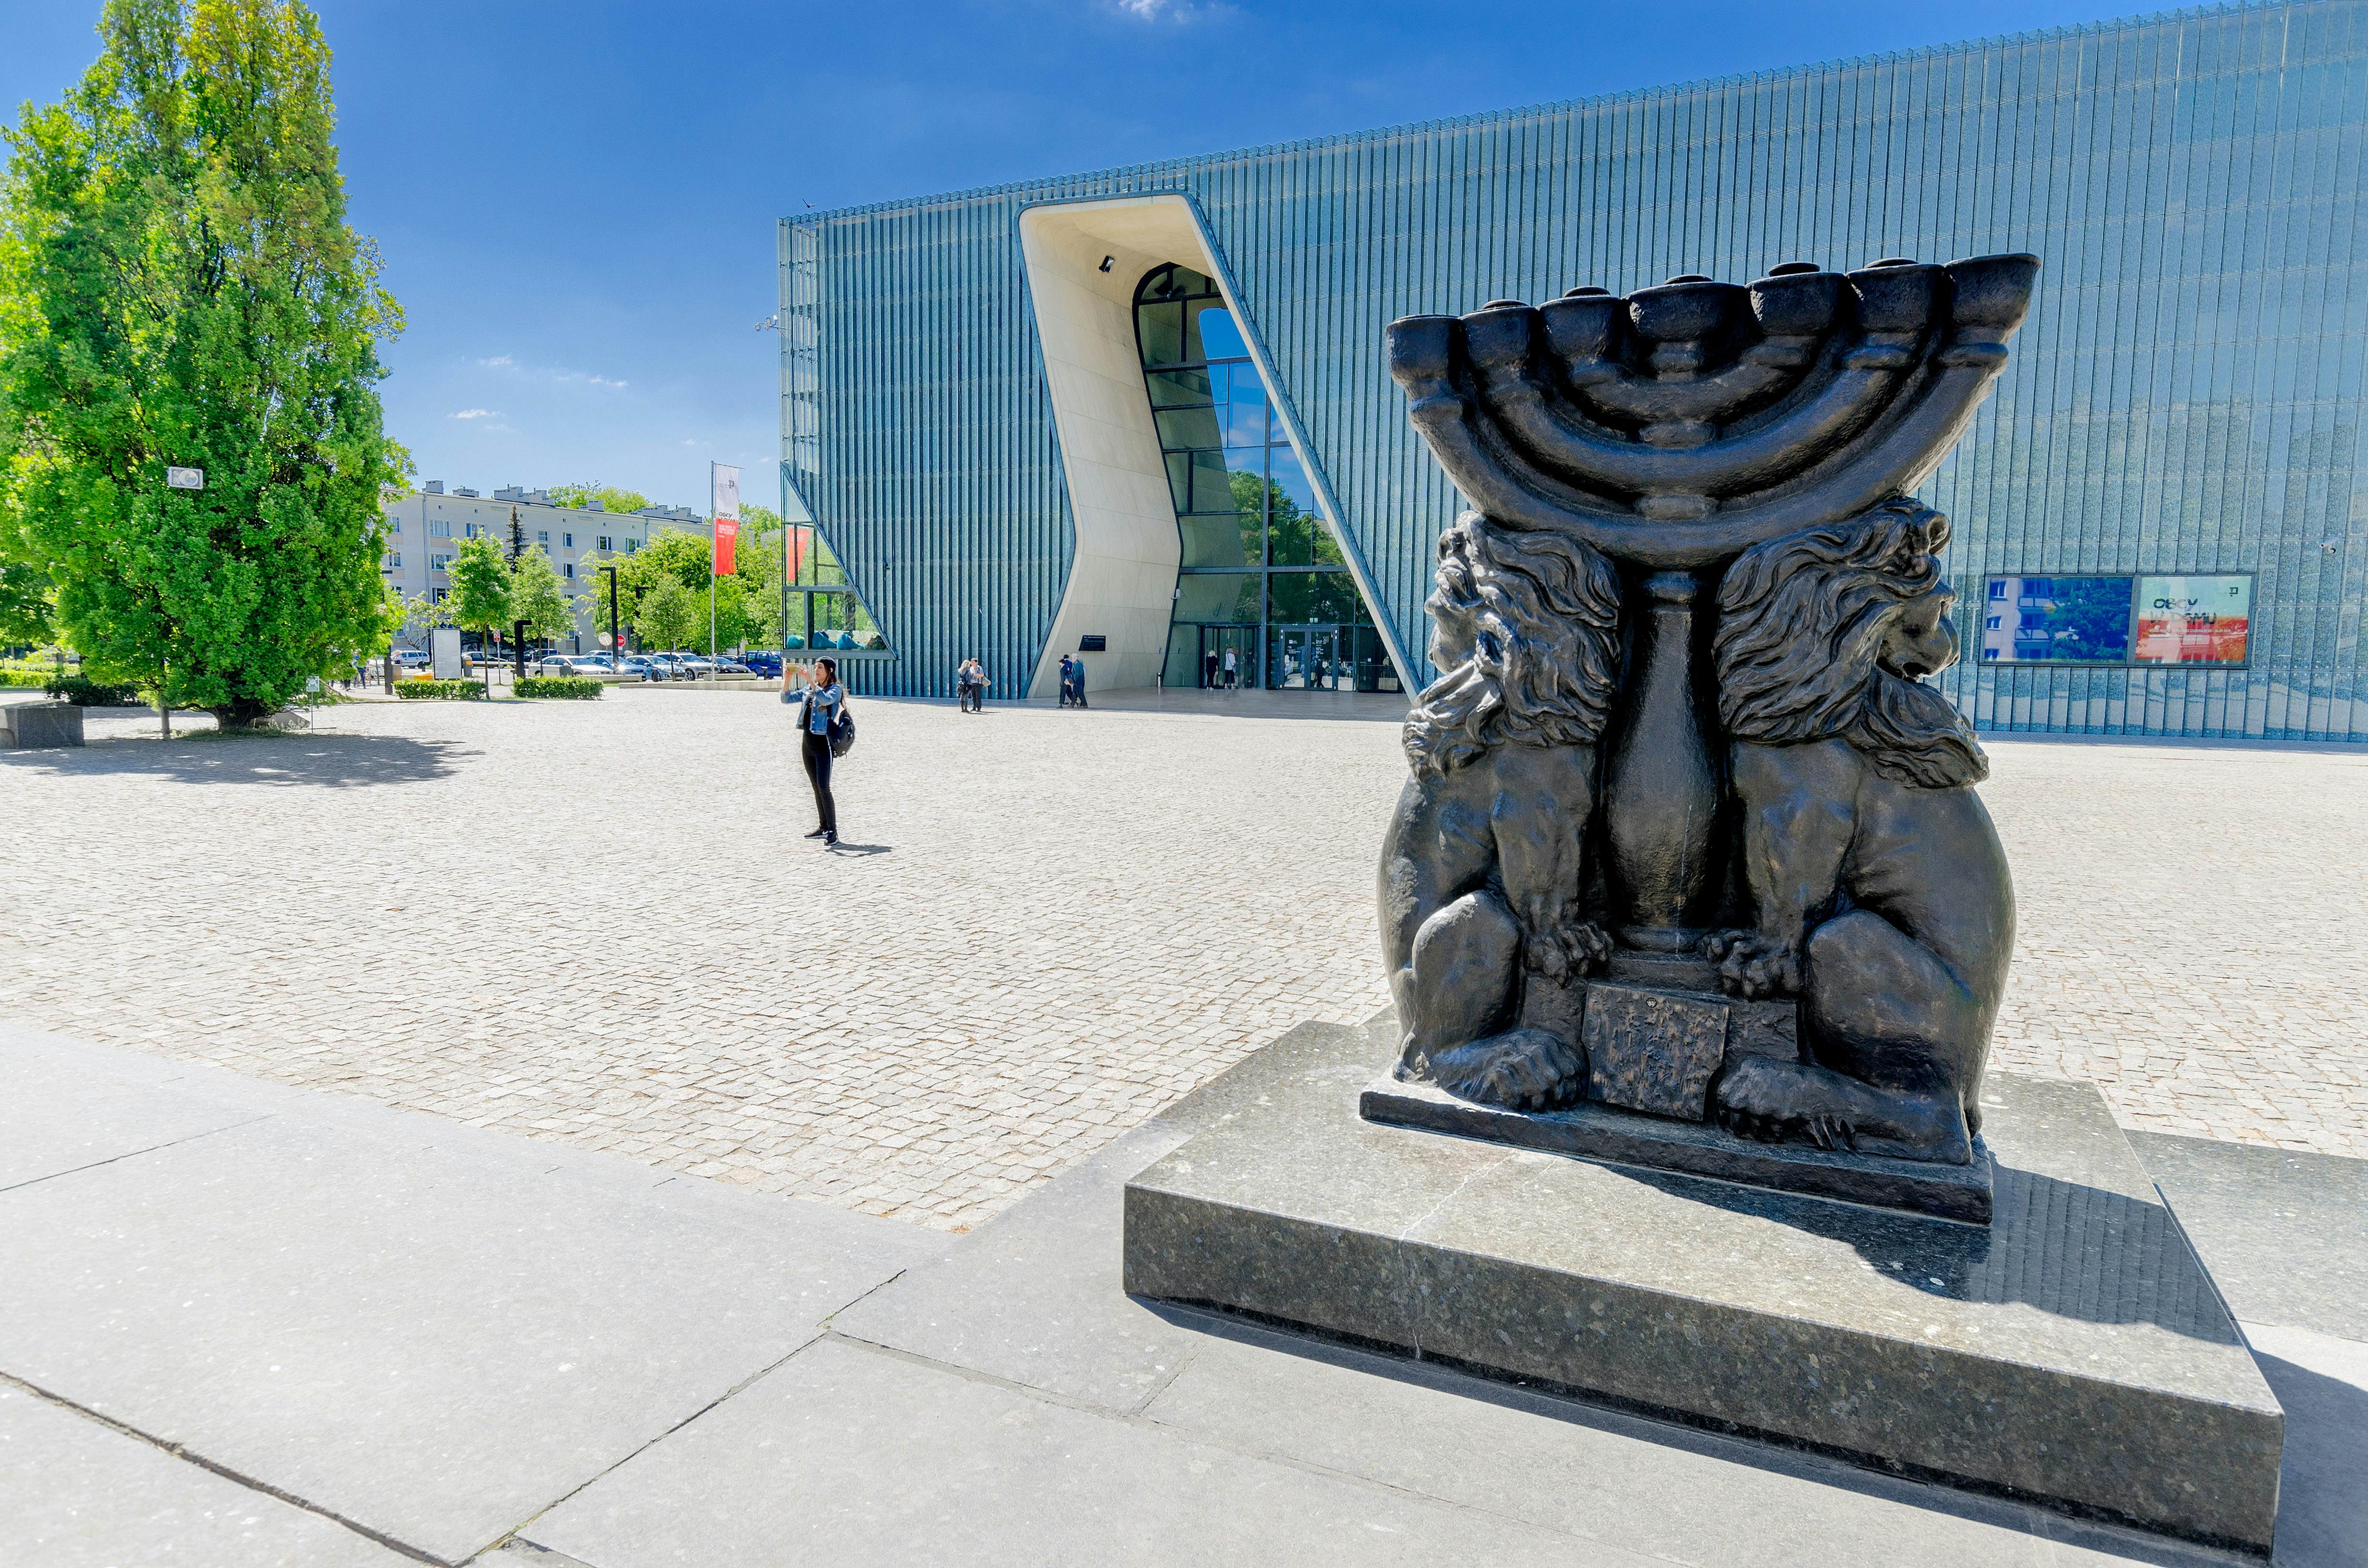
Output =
[{"x1": 3, "y1": 691, "x2": 2362, "y2": 1230}]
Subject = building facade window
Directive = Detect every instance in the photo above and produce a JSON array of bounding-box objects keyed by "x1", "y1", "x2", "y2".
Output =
[
  {"x1": 1132, "y1": 262, "x2": 1388, "y2": 692},
  {"x1": 625, "y1": 538, "x2": 639, "y2": 553},
  {"x1": 564, "y1": 563, "x2": 575, "y2": 579},
  {"x1": 431, "y1": 553, "x2": 453, "y2": 572},
  {"x1": 596, "y1": 535, "x2": 612, "y2": 552},
  {"x1": 537, "y1": 530, "x2": 549, "y2": 544},
  {"x1": 563, "y1": 532, "x2": 574, "y2": 548},
  {"x1": 429, "y1": 520, "x2": 451, "y2": 538},
  {"x1": 384, "y1": 552, "x2": 401, "y2": 569}
]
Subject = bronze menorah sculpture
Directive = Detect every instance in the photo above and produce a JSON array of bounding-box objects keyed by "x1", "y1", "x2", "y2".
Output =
[{"x1": 1374, "y1": 255, "x2": 2034, "y2": 1212}]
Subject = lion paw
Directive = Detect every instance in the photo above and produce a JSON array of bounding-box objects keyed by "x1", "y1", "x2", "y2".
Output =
[
  {"x1": 1522, "y1": 909, "x2": 1612, "y2": 983},
  {"x1": 1424, "y1": 1028, "x2": 1586, "y2": 1113},
  {"x1": 1702, "y1": 930, "x2": 1801, "y2": 1001}
]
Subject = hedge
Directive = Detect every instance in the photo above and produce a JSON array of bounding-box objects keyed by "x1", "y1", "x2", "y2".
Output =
[
  {"x1": 394, "y1": 678, "x2": 486, "y2": 700},
  {"x1": 0, "y1": 668, "x2": 47, "y2": 687},
  {"x1": 516, "y1": 675, "x2": 604, "y2": 700},
  {"x1": 46, "y1": 674, "x2": 142, "y2": 706}
]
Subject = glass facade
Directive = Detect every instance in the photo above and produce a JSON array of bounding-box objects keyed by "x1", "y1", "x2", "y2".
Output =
[
  {"x1": 1133, "y1": 264, "x2": 1393, "y2": 691},
  {"x1": 787, "y1": 0, "x2": 2367, "y2": 735}
]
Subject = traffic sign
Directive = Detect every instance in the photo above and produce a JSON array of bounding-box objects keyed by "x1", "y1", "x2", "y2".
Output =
[{"x1": 166, "y1": 466, "x2": 204, "y2": 490}]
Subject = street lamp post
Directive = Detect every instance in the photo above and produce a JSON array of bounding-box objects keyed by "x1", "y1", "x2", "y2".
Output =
[{"x1": 602, "y1": 564, "x2": 622, "y2": 671}]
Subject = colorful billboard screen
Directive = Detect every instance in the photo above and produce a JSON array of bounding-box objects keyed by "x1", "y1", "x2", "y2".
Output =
[{"x1": 2134, "y1": 576, "x2": 2251, "y2": 665}]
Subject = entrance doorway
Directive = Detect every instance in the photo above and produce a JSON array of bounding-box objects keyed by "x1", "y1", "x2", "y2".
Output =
[
  {"x1": 1269, "y1": 625, "x2": 1344, "y2": 690},
  {"x1": 1196, "y1": 625, "x2": 1258, "y2": 689}
]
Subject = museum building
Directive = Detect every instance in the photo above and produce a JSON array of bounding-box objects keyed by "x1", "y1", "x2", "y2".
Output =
[{"x1": 779, "y1": 0, "x2": 2368, "y2": 739}]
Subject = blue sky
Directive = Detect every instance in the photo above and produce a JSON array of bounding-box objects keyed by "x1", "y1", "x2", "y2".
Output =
[{"x1": 4, "y1": 0, "x2": 2131, "y2": 512}]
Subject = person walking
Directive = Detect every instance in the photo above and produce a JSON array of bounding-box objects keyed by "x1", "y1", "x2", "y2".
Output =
[
  {"x1": 1221, "y1": 646, "x2": 1239, "y2": 689},
  {"x1": 966, "y1": 657, "x2": 991, "y2": 712},
  {"x1": 1202, "y1": 648, "x2": 1218, "y2": 689},
  {"x1": 1057, "y1": 653, "x2": 1076, "y2": 708},
  {"x1": 956, "y1": 656, "x2": 980, "y2": 712},
  {"x1": 800, "y1": 657, "x2": 845, "y2": 845}
]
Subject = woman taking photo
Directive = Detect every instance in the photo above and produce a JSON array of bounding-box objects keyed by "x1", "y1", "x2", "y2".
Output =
[{"x1": 800, "y1": 657, "x2": 846, "y2": 845}]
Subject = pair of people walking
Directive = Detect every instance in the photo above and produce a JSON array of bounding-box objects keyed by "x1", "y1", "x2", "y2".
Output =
[
  {"x1": 1057, "y1": 654, "x2": 1089, "y2": 708},
  {"x1": 799, "y1": 658, "x2": 852, "y2": 846},
  {"x1": 956, "y1": 656, "x2": 989, "y2": 712}
]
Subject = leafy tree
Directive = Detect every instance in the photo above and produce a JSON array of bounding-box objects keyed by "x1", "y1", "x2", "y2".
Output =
[
  {"x1": 0, "y1": 0, "x2": 407, "y2": 729},
  {"x1": 508, "y1": 544, "x2": 573, "y2": 646},
  {"x1": 547, "y1": 481, "x2": 651, "y2": 516},
  {"x1": 633, "y1": 577, "x2": 698, "y2": 653},
  {"x1": 444, "y1": 532, "x2": 511, "y2": 686}
]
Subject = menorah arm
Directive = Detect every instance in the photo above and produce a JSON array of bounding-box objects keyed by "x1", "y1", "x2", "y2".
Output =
[
  {"x1": 1406, "y1": 354, "x2": 2010, "y2": 568},
  {"x1": 1562, "y1": 355, "x2": 1801, "y2": 429},
  {"x1": 1468, "y1": 352, "x2": 1907, "y2": 502}
]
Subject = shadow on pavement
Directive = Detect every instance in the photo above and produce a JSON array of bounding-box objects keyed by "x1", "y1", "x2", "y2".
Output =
[
  {"x1": 0, "y1": 732, "x2": 472, "y2": 789},
  {"x1": 824, "y1": 841, "x2": 893, "y2": 857}
]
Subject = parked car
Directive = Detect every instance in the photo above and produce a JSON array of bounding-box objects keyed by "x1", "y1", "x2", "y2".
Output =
[
  {"x1": 393, "y1": 649, "x2": 431, "y2": 670},
  {"x1": 714, "y1": 659, "x2": 755, "y2": 677},
  {"x1": 617, "y1": 655, "x2": 660, "y2": 680},
  {"x1": 670, "y1": 653, "x2": 717, "y2": 678},
  {"x1": 537, "y1": 653, "x2": 587, "y2": 675},
  {"x1": 739, "y1": 652, "x2": 784, "y2": 678},
  {"x1": 640, "y1": 653, "x2": 686, "y2": 681}
]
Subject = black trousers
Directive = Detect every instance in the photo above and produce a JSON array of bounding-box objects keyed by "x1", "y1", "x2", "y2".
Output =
[{"x1": 802, "y1": 730, "x2": 837, "y2": 833}]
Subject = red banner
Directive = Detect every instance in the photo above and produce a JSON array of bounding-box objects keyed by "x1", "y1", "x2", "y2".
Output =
[{"x1": 713, "y1": 515, "x2": 738, "y2": 576}]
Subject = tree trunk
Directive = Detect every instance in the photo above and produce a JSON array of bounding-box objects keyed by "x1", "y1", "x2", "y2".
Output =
[{"x1": 212, "y1": 696, "x2": 273, "y2": 730}]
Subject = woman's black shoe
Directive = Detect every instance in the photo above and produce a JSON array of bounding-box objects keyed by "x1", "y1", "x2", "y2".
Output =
[
  {"x1": 824, "y1": 830, "x2": 838, "y2": 846},
  {"x1": 804, "y1": 827, "x2": 827, "y2": 839}
]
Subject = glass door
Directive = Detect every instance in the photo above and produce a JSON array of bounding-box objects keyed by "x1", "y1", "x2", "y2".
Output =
[
  {"x1": 1200, "y1": 625, "x2": 1258, "y2": 689},
  {"x1": 1269, "y1": 626, "x2": 1343, "y2": 690}
]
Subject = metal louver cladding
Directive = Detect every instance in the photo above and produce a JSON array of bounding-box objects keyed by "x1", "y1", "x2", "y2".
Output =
[{"x1": 783, "y1": 0, "x2": 2368, "y2": 738}]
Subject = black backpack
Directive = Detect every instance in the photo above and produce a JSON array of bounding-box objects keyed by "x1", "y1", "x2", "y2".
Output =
[{"x1": 802, "y1": 692, "x2": 856, "y2": 758}]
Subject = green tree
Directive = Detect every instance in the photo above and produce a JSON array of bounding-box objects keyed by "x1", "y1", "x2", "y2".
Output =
[
  {"x1": 634, "y1": 577, "x2": 698, "y2": 653},
  {"x1": 547, "y1": 481, "x2": 650, "y2": 516},
  {"x1": 0, "y1": 0, "x2": 407, "y2": 728},
  {"x1": 445, "y1": 532, "x2": 511, "y2": 687},
  {"x1": 508, "y1": 544, "x2": 573, "y2": 646}
]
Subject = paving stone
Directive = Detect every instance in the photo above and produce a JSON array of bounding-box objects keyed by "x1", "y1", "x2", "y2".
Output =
[
  {"x1": 0, "y1": 698, "x2": 2362, "y2": 1235},
  {"x1": 518, "y1": 1335, "x2": 1645, "y2": 1568},
  {"x1": 0, "y1": 1384, "x2": 412, "y2": 1568}
]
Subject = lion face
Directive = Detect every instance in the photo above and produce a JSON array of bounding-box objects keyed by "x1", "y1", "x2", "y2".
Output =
[{"x1": 1878, "y1": 586, "x2": 1960, "y2": 680}]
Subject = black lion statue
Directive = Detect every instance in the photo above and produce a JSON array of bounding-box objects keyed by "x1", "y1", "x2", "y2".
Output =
[
  {"x1": 1704, "y1": 498, "x2": 2015, "y2": 1163},
  {"x1": 1379, "y1": 514, "x2": 1622, "y2": 1110}
]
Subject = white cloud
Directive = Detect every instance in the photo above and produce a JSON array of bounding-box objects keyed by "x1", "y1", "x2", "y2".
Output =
[
  {"x1": 588, "y1": 375, "x2": 629, "y2": 389},
  {"x1": 477, "y1": 355, "x2": 515, "y2": 368},
  {"x1": 1103, "y1": 0, "x2": 1223, "y2": 18},
  {"x1": 449, "y1": 408, "x2": 498, "y2": 420}
]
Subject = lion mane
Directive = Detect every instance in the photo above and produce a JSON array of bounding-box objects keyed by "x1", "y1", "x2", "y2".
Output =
[
  {"x1": 1403, "y1": 514, "x2": 1622, "y2": 775},
  {"x1": 1712, "y1": 497, "x2": 1987, "y2": 790}
]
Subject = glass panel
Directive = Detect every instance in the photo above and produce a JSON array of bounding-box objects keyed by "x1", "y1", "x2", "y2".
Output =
[
  {"x1": 1137, "y1": 300, "x2": 1185, "y2": 368},
  {"x1": 804, "y1": 591, "x2": 884, "y2": 649},
  {"x1": 1174, "y1": 573, "x2": 1262, "y2": 624},
  {"x1": 1979, "y1": 576, "x2": 2133, "y2": 663},
  {"x1": 1184, "y1": 301, "x2": 1247, "y2": 364},
  {"x1": 1265, "y1": 571, "x2": 1365, "y2": 626},
  {"x1": 1155, "y1": 406, "x2": 1222, "y2": 451},
  {"x1": 1146, "y1": 367, "x2": 1211, "y2": 408},
  {"x1": 1186, "y1": 450, "x2": 1233, "y2": 516},
  {"x1": 1216, "y1": 365, "x2": 1268, "y2": 446},
  {"x1": 1164, "y1": 453, "x2": 1190, "y2": 514},
  {"x1": 1180, "y1": 512, "x2": 1258, "y2": 569},
  {"x1": 1264, "y1": 450, "x2": 1334, "y2": 567},
  {"x1": 2134, "y1": 576, "x2": 2252, "y2": 665}
]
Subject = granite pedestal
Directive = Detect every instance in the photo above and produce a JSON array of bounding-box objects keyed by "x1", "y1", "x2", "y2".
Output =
[{"x1": 1123, "y1": 1050, "x2": 2283, "y2": 1554}]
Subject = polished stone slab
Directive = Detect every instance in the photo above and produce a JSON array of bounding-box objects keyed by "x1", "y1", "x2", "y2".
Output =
[
  {"x1": 2131, "y1": 1131, "x2": 2368, "y2": 1343},
  {"x1": 0, "y1": 1025, "x2": 950, "y2": 1565},
  {"x1": 1126, "y1": 1051, "x2": 2284, "y2": 1553},
  {"x1": 1361, "y1": 1074, "x2": 1995, "y2": 1224},
  {"x1": 0, "y1": 1384, "x2": 411, "y2": 1568},
  {"x1": 520, "y1": 1335, "x2": 1625, "y2": 1568}
]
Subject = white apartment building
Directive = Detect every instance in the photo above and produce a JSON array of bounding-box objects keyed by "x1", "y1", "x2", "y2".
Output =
[{"x1": 379, "y1": 482, "x2": 703, "y2": 650}]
